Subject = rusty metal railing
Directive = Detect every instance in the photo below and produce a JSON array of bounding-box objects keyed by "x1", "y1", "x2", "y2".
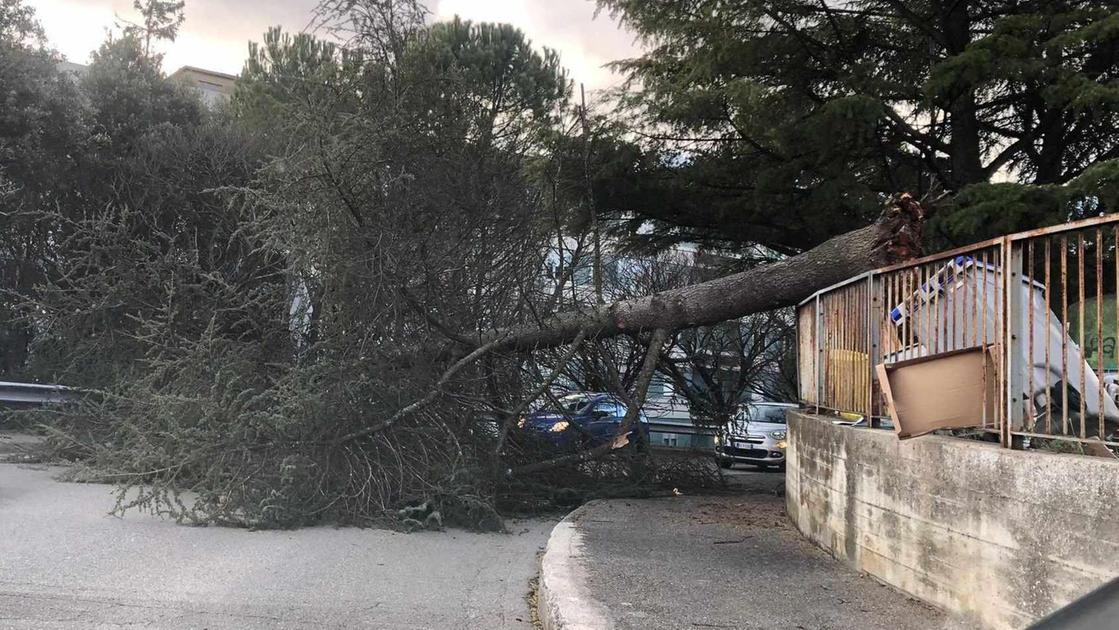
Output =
[{"x1": 797, "y1": 214, "x2": 1119, "y2": 450}]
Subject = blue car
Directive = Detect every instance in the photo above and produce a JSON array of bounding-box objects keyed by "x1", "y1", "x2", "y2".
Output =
[{"x1": 519, "y1": 393, "x2": 649, "y2": 449}]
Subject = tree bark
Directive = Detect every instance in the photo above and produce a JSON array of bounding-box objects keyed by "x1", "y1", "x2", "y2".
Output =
[
  {"x1": 482, "y1": 193, "x2": 926, "y2": 353},
  {"x1": 941, "y1": 0, "x2": 985, "y2": 189}
]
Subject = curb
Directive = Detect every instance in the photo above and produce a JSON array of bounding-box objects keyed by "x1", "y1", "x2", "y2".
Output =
[{"x1": 537, "y1": 501, "x2": 614, "y2": 630}]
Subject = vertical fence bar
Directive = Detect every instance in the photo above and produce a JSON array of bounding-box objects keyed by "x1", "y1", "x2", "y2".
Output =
[
  {"x1": 1027, "y1": 240, "x2": 1035, "y2": 425},
  {"x1": 949, "y1": 259, "x2": 957, "y2": 351},
  {"x1": 840, "y1": 287, "x2": 846, "y2": 411},
  {"x1": 844, "y1": 287, "x2": 851, "y2": 410},
  {"x1": 868, "y1": 273, "x2": 879, "y2": 419},
  {"x1": 1062, "y1": 236, "x2": 1070, "y2": 436},
  {"x1": 848, "y1": 287, "x2": 854, "y2": 411},
  {"x1": 971, "y1": 252, "x2": 978, "y2": 347},
  {"x1": 973, "y1": 253, "x2": 981, "y2": 348},
  {"x1": 981, "y1": 249, "x2": 990, "y2": 428},
  {"x1": 905, "y1": 269, "x2": 913, "y2": 357},
  {"x1": 928, "y1": 262, "x2": 936, "y2": 357},
  {"x1": 795, "y1": 304, "x2": 802, "y2": 406},
  {"x1": 834, "y1": 291, "x2": 841, "y2": 410},
  {"x1": 941, "y1": 262, "x2": 949, "y2": 352},
  {"x1": 1097, "y1": 227, "x2": 1105, "y2": 440},
  {"x1": 819, "y1": 295, "x2": 828, "y2": 416},
  {"x1": 1005, "y1": 238, "x2": 1025, "y2": 446},
  {"x1": 858, "y1": 278, "x2": 864, "y2": 415},
  {"x1": 1079, "y1": 233, "x2": 1087, "y2": 439},
  {"x1": 961, "y1": 257, "x2": 970, "y2": 348},
  {"x1": 863, "y1": 277, "x2": 869, "y2": 415},
  {"x1": 1045, "y1": 238, "x2": 1052, "y2": 434},
  {"x1": 1001, "y1": 243, "x2": 1008, "y2": 441},
  {"x1": 845, "y1": 284, "x2": 854, "y2": 414},
  {"x1": 865, "y1": 277, "x2": 872, "y2": 416},
  {"x1": 922, "y1": 263, "x2": 931, "y2": 357}
]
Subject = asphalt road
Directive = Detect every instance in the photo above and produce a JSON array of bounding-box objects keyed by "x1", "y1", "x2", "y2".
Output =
[
  {"x1": 576, "y1": 468, "x2": 956, "y2": 630},
  {"x1": 0, "y1": 461, "x2": 555, "y2": 629}
]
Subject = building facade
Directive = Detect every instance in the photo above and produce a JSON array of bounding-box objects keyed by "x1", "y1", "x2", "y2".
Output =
[{"x1": 168, "y1": 66, "x2": 237, "y2": 106}]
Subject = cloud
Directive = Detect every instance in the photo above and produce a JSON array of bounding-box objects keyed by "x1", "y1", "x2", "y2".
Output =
[
  {"x1": 31, "y1": 0, "x2": 639, "y2": 88},
  {"x1": 434, "y1": 0, "x2": 638, "y2": 90}
]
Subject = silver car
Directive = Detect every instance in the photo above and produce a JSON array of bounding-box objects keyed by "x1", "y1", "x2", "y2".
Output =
[{"x1": 715, "y1": 402, "x2": 795, "y2": 470}]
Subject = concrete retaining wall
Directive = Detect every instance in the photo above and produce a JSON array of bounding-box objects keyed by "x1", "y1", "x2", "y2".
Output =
[{"x1": 786, "y1": 410, "x2": 1119, "y2": 629}]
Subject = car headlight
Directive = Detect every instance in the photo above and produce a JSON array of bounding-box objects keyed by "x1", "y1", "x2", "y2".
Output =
[
  {"x1": 549, "y1": 420, "x2": 570, "y2": 433},
  {"x1": 777, "y1": 440, "x2": 788, "y2": 449},
  {"x1": 768, "y1": 430, "x2": 786, "y2": 440},
  {"x1": 517, "y1": 416, "x2": 526, "y2": 429}
]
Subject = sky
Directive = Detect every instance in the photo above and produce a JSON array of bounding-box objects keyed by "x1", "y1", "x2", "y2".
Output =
[{"x1": 29, "y1": 0, "x2": 641, "y2": 91}]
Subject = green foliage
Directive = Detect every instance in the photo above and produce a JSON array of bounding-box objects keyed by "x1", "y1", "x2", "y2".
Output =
[
  {"x1": 0, "y1": 0, "x2": 43, "y2": 46},
  {"x1": 119, "y1": 0, "x2": 185, "y2": 55},
  {"x1": 0, "y1": 0, "x2": 88, "y2": 376},
  {"x1": 234, "y1": 27, "x2": 366, "y2": 135},
  {"x1": 399, "y1": 17, "x2": 569, "y2": 147},
  {"x1": 596, "y1": 0, "x2": 1119, "y2": 251},
  {"x1": 931, "y1": 158, "x2": 1119, "y2": 245},
  {"x1": 22, "y1": 10, "x2": 597, "y2": 530},
  {"x1": 82, "y1": 34, "x2": 203, "y2": 156},
  {"x1": 28, "y1": 120, "x2": 269, "y2": 386}
]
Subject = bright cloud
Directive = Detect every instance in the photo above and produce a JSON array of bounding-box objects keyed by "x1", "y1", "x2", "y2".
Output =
[{"x1": 29, "y1": 0, "x2": 638, "y2": 89}]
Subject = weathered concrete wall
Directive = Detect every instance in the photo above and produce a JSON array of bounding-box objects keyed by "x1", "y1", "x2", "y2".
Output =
[{"x1": 786, "y1": 410, "x2": 1119, "y2": 629}]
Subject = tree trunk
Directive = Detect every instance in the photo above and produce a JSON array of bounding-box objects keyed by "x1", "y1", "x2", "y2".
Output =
[
  {"x1": 481, "y1": 193, "x2": 927, "y2": 353},
  {"x1": 941, "y1": 0, "x2": 985, "y2": 189}
]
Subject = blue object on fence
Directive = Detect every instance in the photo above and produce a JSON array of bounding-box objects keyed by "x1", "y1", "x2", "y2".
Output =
[{"x1": 888, "y1": 255, "x2": 976, "y2": 327}]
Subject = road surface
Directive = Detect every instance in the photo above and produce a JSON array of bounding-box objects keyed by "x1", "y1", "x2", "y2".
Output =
[
  {"x1": 573, "y1": 468, "x2": 956, "y2": 629},
  {"x1": 0, "y1": 460, "x2": 554, "y2": 629}
]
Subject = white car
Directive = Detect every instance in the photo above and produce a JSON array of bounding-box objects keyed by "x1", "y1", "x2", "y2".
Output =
[{"x1": 715, "y1": 402, "x2": 795, "y2": 470}]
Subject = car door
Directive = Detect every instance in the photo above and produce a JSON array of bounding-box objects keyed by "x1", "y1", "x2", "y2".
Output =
[{"x1": 582, "y1": 400, "x2": 626, "y2": 443}]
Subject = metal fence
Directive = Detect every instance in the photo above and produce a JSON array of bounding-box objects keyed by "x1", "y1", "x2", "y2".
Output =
[{"x1": 797, "y1": 214, "x2": 1119, "y2": 449}]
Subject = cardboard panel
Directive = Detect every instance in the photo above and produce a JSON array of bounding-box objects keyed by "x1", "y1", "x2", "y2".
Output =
[{"x1": 876, "y1": 346, "x2": 997, "y2": 439}]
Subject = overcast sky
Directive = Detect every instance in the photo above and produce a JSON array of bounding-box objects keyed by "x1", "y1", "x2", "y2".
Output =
[{"x1": 30, "y1": 0, "x2": 640, "y2": 90}]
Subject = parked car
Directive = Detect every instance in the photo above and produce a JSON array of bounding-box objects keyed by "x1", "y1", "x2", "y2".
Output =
[
  {"x1": 716, "y1": 402, "x2": 796, "y2": 470},
  {"x1": 519, "y1": 393, "x2": 649, "y2": 449}
]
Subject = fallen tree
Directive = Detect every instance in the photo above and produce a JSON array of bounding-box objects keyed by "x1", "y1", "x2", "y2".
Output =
[
  {"x1": 477, "y1": 192, "x2": 927, "y2": 353},
  {"x1": 23, "y1": 177, "x2": 928, "y2": 530},
  {"x1": 350, "y1": 193, "x2": 928, "y2": 467},
  {"x1": 14, "y1": 0, "x2": 932, "y2": 527}
]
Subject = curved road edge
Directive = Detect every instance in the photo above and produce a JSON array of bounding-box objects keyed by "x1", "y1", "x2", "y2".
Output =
[{"x1": 537, "y1": 501, "x2": 614, "y2": 630}]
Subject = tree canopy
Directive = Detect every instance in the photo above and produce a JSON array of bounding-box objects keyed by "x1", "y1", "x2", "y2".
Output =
[{"x1": 594, "y1": 0, "x2": 1119, "y2": 251}]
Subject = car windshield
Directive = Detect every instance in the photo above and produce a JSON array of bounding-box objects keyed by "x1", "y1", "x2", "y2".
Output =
[
  {"x1": 747, "y1": 406, "x2": 787, "y2": 425},
  {"x1": 553, "y1": 396, "x2": 593, "y2": 415}
]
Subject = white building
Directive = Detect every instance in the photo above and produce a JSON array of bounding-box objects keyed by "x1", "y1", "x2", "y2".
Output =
[
  {"x1": 55, "y1": 61, "x2": 236, "y2": 108},
  {"x1": 168, "y1": 66, "x2": 237, "y2": 107}
]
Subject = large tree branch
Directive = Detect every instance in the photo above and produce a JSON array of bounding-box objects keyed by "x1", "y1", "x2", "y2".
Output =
[
  {"x1": 481, "y1": 193, "x2": 926, "y2": 353},
  {"x1": 333, "y1": 338, "x2": 501, "y2": 445}
]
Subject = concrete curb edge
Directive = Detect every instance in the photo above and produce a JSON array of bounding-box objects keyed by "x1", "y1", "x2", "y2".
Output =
[{"x1": 537, "y1": 501, "x2": 614, "y2": 630}]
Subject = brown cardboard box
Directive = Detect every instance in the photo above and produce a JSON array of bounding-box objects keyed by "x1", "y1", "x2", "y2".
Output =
[{"x1": 876, "y1": 346, "x2": 997, "y2": 439}]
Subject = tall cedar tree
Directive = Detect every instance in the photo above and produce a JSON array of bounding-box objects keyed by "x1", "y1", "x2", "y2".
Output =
[{"x1": 594, "y1": 0, "x2": 1119, "y2": 251}]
